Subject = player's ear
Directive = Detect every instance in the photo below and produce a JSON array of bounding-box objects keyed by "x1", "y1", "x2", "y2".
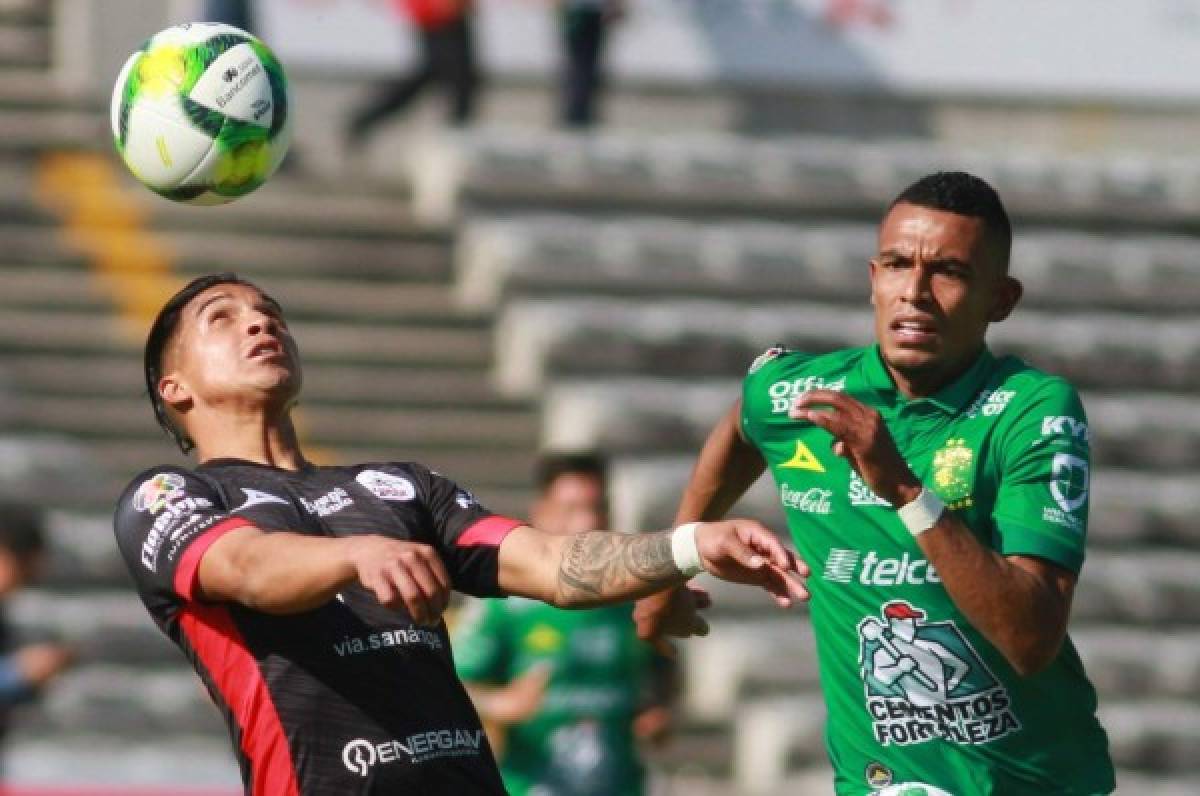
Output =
[
  {"x1": 158, "y1": 374, "x2": 193, "y2": 413},
  {"x1": 988, "y1": 276, "x2": 1023, "y2": 323},
  {"x1": 868, "y1": 259, "x2": 880, "y2": 307}
]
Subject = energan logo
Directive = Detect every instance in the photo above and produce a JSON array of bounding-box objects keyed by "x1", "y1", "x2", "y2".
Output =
[
  {"x1": 342, "y1": 730, "x2": 483, "y2": 776},
  {"x1": 343, "y1": 738, "x2": 379, "y2": 777}
]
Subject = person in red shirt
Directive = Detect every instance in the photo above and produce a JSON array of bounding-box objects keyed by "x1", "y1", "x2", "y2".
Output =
[{"x1": 347, "y1": 0, "x2": 479, "y2": 143}]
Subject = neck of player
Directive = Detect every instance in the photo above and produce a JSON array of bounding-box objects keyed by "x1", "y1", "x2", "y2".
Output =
[
  {"x1": 192, "y1": 408, "x2": 309, "y2": 471},
  {"x1": 886, "y1": 345, "x2": 983, "y2": 400}
]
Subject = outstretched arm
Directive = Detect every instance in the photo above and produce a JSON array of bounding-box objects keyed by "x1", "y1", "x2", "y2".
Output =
[{"x1": 496, "y1": 519, "x2": 806, "y2": 609}]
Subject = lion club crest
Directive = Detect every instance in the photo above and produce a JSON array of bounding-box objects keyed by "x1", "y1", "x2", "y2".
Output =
[
  {"x1": 356, "y1": 470, "x2": 416, "y2": 502},
  {"x1": 931, "y1": 438, "x2": 974, "y2": 509}
]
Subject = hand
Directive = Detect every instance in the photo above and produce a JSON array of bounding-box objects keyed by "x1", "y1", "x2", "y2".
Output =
[
  {"x1": 344, "y1": 536, "x2": 451, "y2": 625},
  {"x1": 633, "y1": 706, "x2": 672, "y2": 745},
  {"x1": 634, "y1": 584, "x2": 713, "y2": 657},
  {"x1": 479, "y1": 664, "x2": 551, "y2": 725},
  {"x1": 15, "y1": 643, "x2": 76, "y2": 688},
  {"x1": 790, "y1": 390, "x2": 922, "y2": 507},
  {"x1": 694, "y1": 520, "x2": 809, "y2": 607}
]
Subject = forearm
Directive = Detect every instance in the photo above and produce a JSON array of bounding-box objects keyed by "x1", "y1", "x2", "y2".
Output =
[
  {"x1": 500, "y1": 526, "x2": 687, "y2": 608},
  {"x1": 675, "y1": 400, "x2": 765, "y2": 523},
  {"x1": 555, "y1": 530, "x2": 687, "y2": 608},
  {"x1": 200, "y1": 529, "x2": 357, "y2": 613},
  {"x1": 916, "y1": 515, "x2": 1069, "y2": 675}
]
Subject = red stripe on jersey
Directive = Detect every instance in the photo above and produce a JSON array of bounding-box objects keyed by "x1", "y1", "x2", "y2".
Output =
[
  {"x1": 174, "y1": 517, "x2": 255, "y2": 601},
  {"x1": 457, "y1": 516, "x2": 523, "y2": 547},
  {"x1": 179, "y1": 603, "x2": 299, "y2": 796}
]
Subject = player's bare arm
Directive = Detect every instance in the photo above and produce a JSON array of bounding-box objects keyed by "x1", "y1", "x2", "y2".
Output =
[
  {"x1": 497, "y1": 520, "x2": 807, "y2": 610},
  {"x1": 793, "y1": 388, "x2": 1075, "y2": 675},
  {"x1": 196, "y1": 525, "x2": 450, "y2": 624}
]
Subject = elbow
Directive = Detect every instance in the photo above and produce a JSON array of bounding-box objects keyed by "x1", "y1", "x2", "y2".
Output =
[{"x1": 1002, "y1": 634, "x2": 1064, "y2": 677}]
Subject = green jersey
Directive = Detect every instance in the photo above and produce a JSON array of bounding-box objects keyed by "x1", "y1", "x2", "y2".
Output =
[
  {"x1": 453, "y1": 598, "x2": 656, "y2": 796},
  {"x1": 742, "y1": 344, "x2": 1113, "y2": 796}
]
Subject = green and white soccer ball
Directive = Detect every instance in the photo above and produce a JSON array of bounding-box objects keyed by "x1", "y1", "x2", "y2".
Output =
[{"x1": 111, "y1": 22, "x2": 290, "y2": 204}]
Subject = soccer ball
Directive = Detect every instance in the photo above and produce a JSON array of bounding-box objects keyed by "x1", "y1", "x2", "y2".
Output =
[{"x1": 110, "y1": 22, "x2": 290, "y2": 204}]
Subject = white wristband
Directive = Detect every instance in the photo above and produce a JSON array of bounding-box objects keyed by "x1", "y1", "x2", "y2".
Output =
[
  {"x1": 670, "y1": 522, "x2": 706, "y2": 578},
  {"x1": 896, "y1": 489, "x2": 945, "y2": 536}
]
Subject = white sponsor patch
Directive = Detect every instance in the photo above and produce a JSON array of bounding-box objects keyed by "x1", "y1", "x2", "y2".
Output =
[
  {"x1": 849, "y1": 471, "x2": 891, "y2": 507},
  {"x1": 342, "y1": 729, "x2": 483, "y2": 776},
  {"x1": 767, "y1": 375, "x2": 846, "y2": 414},
  {"x1": 964, "y1": 388, "x2": 1016, "y2": 419},
  {"x1": 1050, "y1": 453, "x2": 1089, "y2": 514},
  {"x1": 301, "y1": 487, "x2": 353, "y2": 517},
  {"x1": 140, "y1": 496, "x2": 215, "y2": 572},
  {"x1": 356, "y1": 470, "x2": 416, "y2": 502},
  {"x1": 781, "y1": 484, "x2": 833, "y2": 514},
  {"x1": 1041, "y1": 415, "x2": 1090, "y2": 443}
]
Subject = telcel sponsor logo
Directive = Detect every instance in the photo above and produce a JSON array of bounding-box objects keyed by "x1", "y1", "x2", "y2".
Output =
[
  {"x1": 768, "y1": 375, "x2": 845, "y2": 413},
  {"x1": 825, "y1": 549, "x2": 940, "y2": 586}
]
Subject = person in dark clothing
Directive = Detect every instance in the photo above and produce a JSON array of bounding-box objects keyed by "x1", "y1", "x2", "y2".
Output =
[
  {"x1": 0, "y1": 504, "x2": 74, "y2": 742},
  {"x1": 347, "y1": 0, "x2": 480, "y2": 143},
  {"x1": 112, "y1": 273, "x2": 808, "y2": 795},
  {"x1": 560, "y1": 0, "x2": 624, "y2": 128},
  {"x1": 204, "y1": 0, "x2": 255, "y2": 32}
]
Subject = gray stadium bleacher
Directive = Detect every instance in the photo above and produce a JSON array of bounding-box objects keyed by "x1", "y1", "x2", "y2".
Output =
[{"x1": 0, "y1": 1, "x2": 1196, "y2": 790}]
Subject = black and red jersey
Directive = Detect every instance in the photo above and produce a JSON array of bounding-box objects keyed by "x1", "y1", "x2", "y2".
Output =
[{"x1": 113, "y1": 458, "x2": 522, "y2": 795}]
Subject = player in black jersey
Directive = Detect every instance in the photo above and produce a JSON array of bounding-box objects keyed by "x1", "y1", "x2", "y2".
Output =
[{"x1": 113, "y1": 273, "x2": 808, "y2": 796}]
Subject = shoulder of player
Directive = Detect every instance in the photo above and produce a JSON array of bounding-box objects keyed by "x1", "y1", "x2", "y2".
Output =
[
  {"x1": 744, "y1": 344, "x2": 864, "y2": 382},
  {"x1": 116, "y1": 464, "x2": 203, "y2": 509},
  {"x1": 989, "y1": 355, "x2": 1083, "y2": 409},
  {"x1": 983, "y1": 357, "x2": 1087, "y2": 448}
]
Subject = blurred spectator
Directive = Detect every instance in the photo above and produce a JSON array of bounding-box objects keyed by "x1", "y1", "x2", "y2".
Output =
[
  {"x1": 0, "y1": 504, "x2": 74, "y2": 749},
  {"x1": 454, "y1": 453, "x2": 675, "y2": 796},
  {"x1": 204, "y1": 0, "x2": 255, "y2": 31},
  {"x1": 347, "y1": 0, "x2": 479, "y2": 145},
  {"x1": 559, "y1": 0, "x2": 624, "y2": 128}
]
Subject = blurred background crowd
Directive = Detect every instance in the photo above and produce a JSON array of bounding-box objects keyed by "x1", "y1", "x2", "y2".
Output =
[{"x1": 0, "y1": 0, "x2": 1197, "y2": 793}]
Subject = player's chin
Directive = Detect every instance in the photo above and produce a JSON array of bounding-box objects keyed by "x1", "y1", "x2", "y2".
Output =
[{"x1": 882, "y1": 343, "x2": 942, "y2": 372}]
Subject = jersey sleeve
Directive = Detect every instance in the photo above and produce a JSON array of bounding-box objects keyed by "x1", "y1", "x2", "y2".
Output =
[
  {"x1": 451, "y1": 598, "x2": 510, "y2": 683},
  {"x1": 113, "y1": 467, "x2": 254, "y2": 604},
  {"x1": 411, "y1": 465, "x2": 524, "y2": 598},
  {"x1": 990, "y1": 380, "x2": 1092, "y2": 573}
]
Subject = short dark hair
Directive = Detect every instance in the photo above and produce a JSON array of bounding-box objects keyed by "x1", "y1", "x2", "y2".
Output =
[
  {"x1": 534, "y1": 452, "x2": 608, "y2": 494},
  {"x1": 0, "y1": 503, "x2": 46, "y2": 561},
  {"x1": 889, "y1": 171, "x2": 1012, "y2": 272},
  {"x1": 144, "y1": 272, "x2": 259, "y2": 453}
]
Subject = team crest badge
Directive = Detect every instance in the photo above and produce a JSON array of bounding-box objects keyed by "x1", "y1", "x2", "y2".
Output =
[
  {"x1": 931, "y1": 438, "x2": 973, "y2": 509},
  {"x1": 356, "y1": 470, "x2": 416, "y2": 502},
  {"x1": 133, "y1": 472, "x2": 186, "y2": 514}
]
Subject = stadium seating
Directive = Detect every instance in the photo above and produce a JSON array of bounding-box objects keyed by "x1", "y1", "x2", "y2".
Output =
[{"x1": 0, "y1": 2, "x2": 1196, "y2": 789}]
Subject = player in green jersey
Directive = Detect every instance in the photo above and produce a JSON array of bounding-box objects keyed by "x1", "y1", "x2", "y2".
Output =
[
  {"x1": 634, "y1": 172, "x2": 1114, "y2": 795},
  {"x1": 455, "y1": 453, "x2": 675, "y2": 796}
]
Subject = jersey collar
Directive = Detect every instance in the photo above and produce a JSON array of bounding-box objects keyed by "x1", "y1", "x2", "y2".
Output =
[{"x1": 860, "y1": 344, "x2": 995, "y2": 415}]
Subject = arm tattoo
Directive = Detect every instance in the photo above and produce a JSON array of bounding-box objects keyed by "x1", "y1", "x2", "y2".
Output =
[{"x1": 557, "y1": 531, "x2": 679, "y2": 606}]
